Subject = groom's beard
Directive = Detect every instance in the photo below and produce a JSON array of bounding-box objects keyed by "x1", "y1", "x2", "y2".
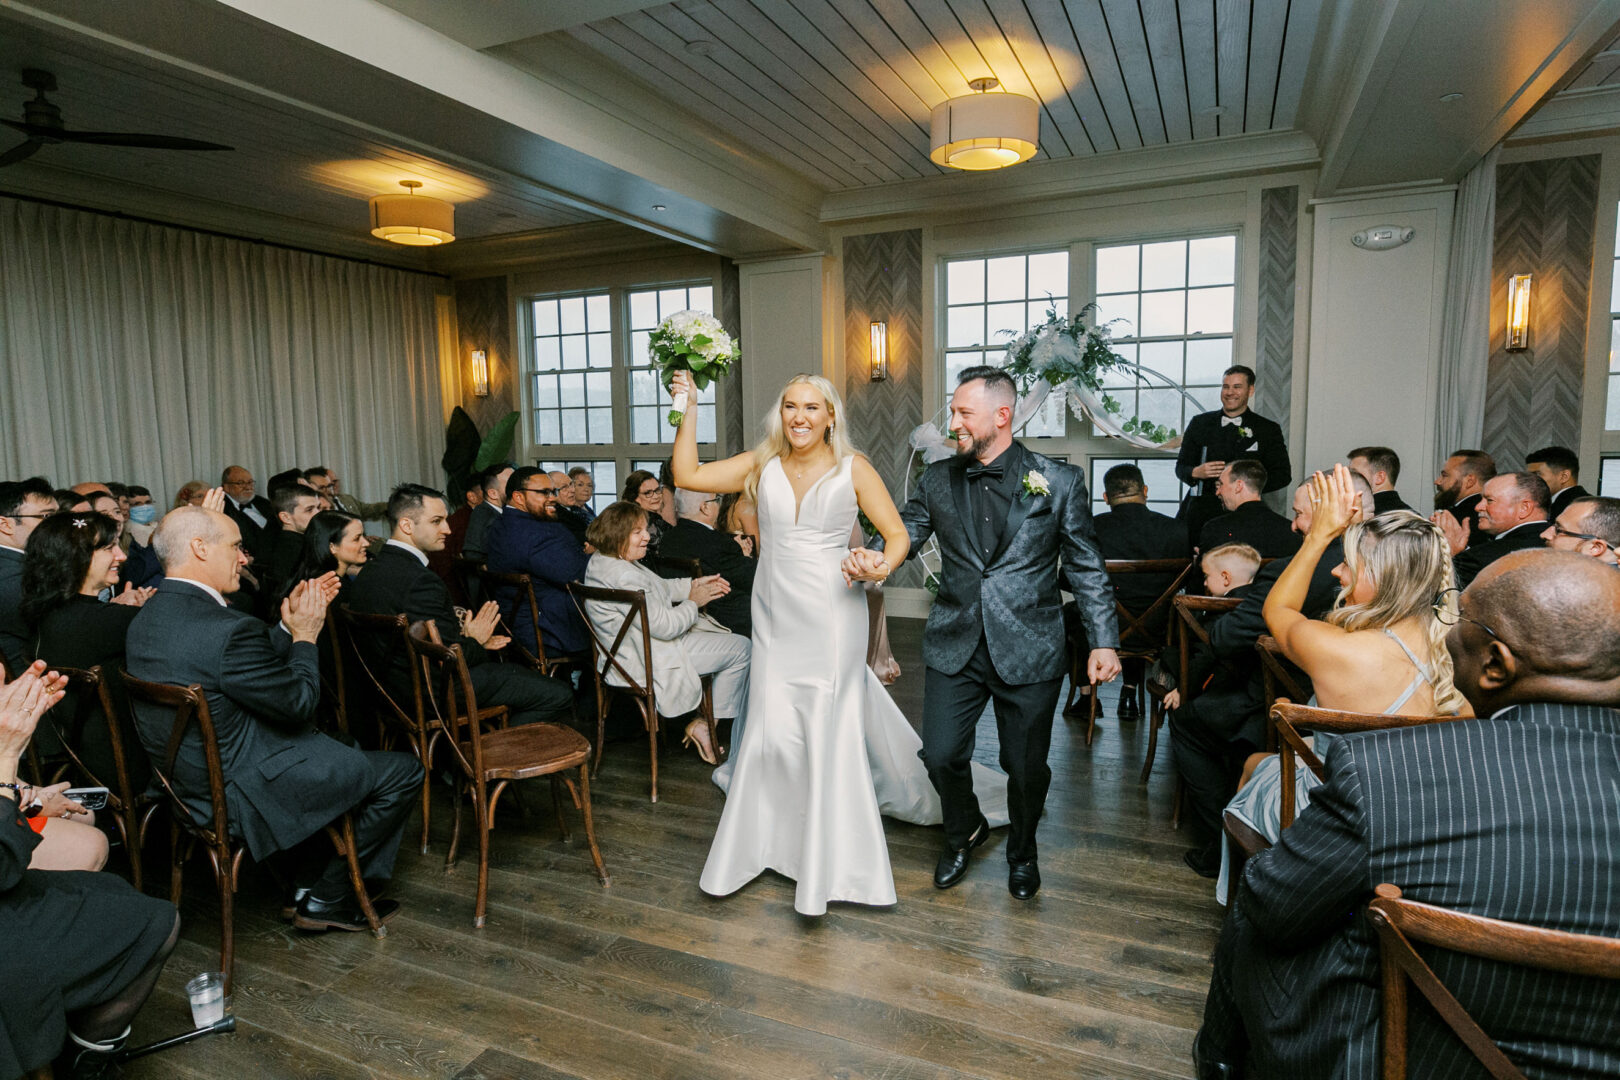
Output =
[{"x1": 955, "y1": 430, "x2": 997, "y2": 459}]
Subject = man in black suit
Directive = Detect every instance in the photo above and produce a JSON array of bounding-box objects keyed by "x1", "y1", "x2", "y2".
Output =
[
  {"x1": 0, "y1": 478, "x2": 57, "y2": 674},
  {"x1": 125, "y1": 506, "x2": 419, "y2": 931},
  {"x1": 461, "y1": 464, "x2": 512, "y2": 565},
  {"x1": 1526, "y1": 444, "x2": 1590, "y2": 520},
  {"x1": 1431, "y1": 448, "x2": 1495, "y2": 550},
  {"x1": 1197, "y1": 459, "x2": 1299, "y2": 559},
  {"x1": 258, "y1": 481, "x2": 322, "y2": 604},
  {"x1": 1543, "y1": 495, "x2": 1620, "y2": 566},
  {"x1": 660, "y1": 487, "x2": 756, "y2": 638},
  {"x1": 346, "y1": 484, "x2": 575, "y2": 730},
  {"x1": 1175, "y1": 366, "x2": 1291, "y2": 541},
  {"x1": 484, "y1": 468, "x2": 589, "y2": 661},
  {"x1": 220, "y1": 465, "x2": 278, "y2": 561},
  {"x1": 1195, "y1": 550, "x2": 1620, "y2": 1079},
  {"x1": 1347, "y1": 445, "x2": 1410, "y2": 512},
  {"x1": 1443, "y1": 471, "x2": 1550, "y2": 588}
]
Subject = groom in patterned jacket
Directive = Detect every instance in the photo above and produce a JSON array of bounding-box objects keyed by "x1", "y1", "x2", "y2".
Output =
[{"x1": 850, "y1": 366, "x2": 1120, "y2": 899}]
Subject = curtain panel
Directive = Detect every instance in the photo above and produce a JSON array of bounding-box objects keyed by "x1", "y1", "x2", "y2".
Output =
[
  {"x1": 1434, "y1": 145, "x2": 1500, "y2": 475},
  {"x1": 0, "y1": 197, "x2": 445, "y2": 503}
]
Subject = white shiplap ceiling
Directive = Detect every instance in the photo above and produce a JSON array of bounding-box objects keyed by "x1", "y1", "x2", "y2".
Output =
[{"x1": 555, "y1": 0, "x2": 1325, "y2": 190}]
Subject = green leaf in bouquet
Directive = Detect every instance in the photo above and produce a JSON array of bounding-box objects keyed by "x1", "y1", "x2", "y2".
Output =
[{"x1": 692, "y1": 369, "x2": 714, "y2": 391}]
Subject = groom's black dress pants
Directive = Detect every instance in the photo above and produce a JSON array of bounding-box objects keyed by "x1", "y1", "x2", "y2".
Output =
[{"x1": 922, "y1": 635, "x2": 1063, "y2": 863}]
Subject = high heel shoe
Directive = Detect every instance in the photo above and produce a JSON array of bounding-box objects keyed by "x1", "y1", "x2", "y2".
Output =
[{"x1": 682, "y1": 720, "x2": 718, "y2": 765}]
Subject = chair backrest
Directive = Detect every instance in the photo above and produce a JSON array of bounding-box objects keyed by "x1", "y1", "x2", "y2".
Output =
[
  {"x1": 452, "y1": 555, "x2": 484, "y2": 601},
  {"x1": 332, "y1": 605, "x2": 423, "y2": 737},
  {"x1": 320, "y1": 608, "x2": 349, "y2": 735},
  {"x1": 1170, "y1": 594, "x2": 1243, "y2": 704},
  {"x1": 476, "y1": 567, "x2": 550, "y2": 669},
  {"x1": 652, "y1": 555, "x2": 702, "y2": 580},
  {"x1": 1271, "y1": 700, "x2": 1465, "y2": 828},
  {"x1": 1104, "y1": 558, "x2": 1194, "y2": 653},
  {"x1": 404, "y1": 622, "x2": 484, "y2": 783},
  {"x1": 1367, "y1": 883, "x2": 1620, "y2": 1080},
  {"x1": 566, "y1": 583, "x2": 656, "y2": 708},
  {"x1": 1255, "y1": 633, "x2": 1309, "y2": 750},
  {"x1": 44, "y1": 665, "x2": 138, "y2": 811},
  {"x1": 119, "y1": 672, "x2": 228, "y2": 846}
]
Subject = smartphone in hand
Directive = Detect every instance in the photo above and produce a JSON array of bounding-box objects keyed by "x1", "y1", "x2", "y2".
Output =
[{"x1": 63, "y1": 787, "x2": 109, "y2": 811}]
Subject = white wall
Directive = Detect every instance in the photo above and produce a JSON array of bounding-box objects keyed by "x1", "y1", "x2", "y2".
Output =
[
  {"x1": 1303, "y1": 190, "x2": 1456, "y2": 513},
  {"x1": 737, "y1": 255, "x2": 830, "y2": 436}
]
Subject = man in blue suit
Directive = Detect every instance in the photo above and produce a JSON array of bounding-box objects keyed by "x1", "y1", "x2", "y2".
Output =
[{"x1": 484, "y1": 467, "x2": 589, "y2": 662}]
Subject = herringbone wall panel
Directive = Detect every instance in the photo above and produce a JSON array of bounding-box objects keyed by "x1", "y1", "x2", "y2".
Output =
[
  {"x1": 1484, "y1": 156, "x2": 1599, "y2": 468},
  {"x1": 455, "y1": 275, "x2": 515, "y2": 435},
  {"x1": 720, "y1": 260, "x2": 745, "y2": 454},
  {"x1": 1255, "y1": 187, "x2": 1298, "y2": 433}
]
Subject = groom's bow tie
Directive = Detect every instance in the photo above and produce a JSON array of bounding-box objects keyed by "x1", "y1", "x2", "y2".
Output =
[
  {"x1": 965, "y1": 461, "x2": 1005, "y2": 481},
  {"x1": 1221, "y1": 415, "x2": 1244, "y2": 426}
]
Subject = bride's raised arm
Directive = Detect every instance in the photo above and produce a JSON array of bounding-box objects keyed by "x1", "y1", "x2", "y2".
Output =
[
  {"x1": 669, "y1": 369, "x2": 755, "y2": 495},
  {"x1": 851, "y1": 455, "x2": 909, "y2": 570}
]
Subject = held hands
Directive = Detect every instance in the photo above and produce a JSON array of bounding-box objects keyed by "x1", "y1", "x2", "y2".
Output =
[
  {"x1": 1431, "y1": 509, "x2": 1469, "y2": 556},
  {"x1": 461, "y1": 601, "x2": 507, "y2": 649},
  {"x1": 840, "y1": 547, "x2": 890, "y2": 586},
  {"x1": 1305, "y1": 464, "x2": 1359, "y2": 541},
  {"x1": 0, "y1": 661, "x2": 68, "y2": 765},
  {"x1": 1191, "y1": 460, "x2": 1226, "y2": 481},
  {"x1": 110, "y1": 582, "x2": 156, "y2": 607},
  {"x1": 689, "y1": 574, "x2": 730, "y2": 606},
  {"x1": 1087, "y1": 648, "x2": 1122, "y2": 686},
  {"x1": 201, "y1": 487, "x2": 227, "y2": 514}
]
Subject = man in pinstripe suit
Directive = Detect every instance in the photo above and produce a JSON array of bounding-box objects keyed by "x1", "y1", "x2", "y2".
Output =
[{"x1": 1195, "y1": 549, "x2": 1620, "y2": 1079}]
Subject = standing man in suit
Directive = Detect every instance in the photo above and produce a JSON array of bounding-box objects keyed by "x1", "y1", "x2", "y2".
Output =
[
  {"x1": 1431, "y1": 449, "x2": 1495, "y2": 549},
  {"x1": 1526, "y1": 445, "x2": 1589, "y2": 519},
  {"x1": 1194, "y1": 550, "x2": 1620, "y2": 1079},
  {"x1": 1197, "y1": 460, "x2": 1299, "y2": 558},
  {"x1": 484, "y1": 468, "x2": 589, "y2": 662},
  {"x1": 1347, "y1": 445, "x2": 1410, "y2": 512},
  {"x1": 864, "y1": 366, "x2": 1120, "y2": 900},
  {"x1": 125, "y1": 505, "x2": 420, "y2": 931},
  {"x1": 661, "y1": 488, "x2": 757, "y2": 639},
  {"x1": 1440, "y1": 471, "x2": 1550, "y2": 587},
  {"x1": 346, "y1": 484, "x2": 576, "y2": 731},
  {"x1": 1543, "y1": 495, "x2": 1620, "y2": 566},
  {"x1": 220, "y1": 466, "x2": 277, "y2": 560},
  {"x1": 0, "y1": 478, "x2": 57, "y2": 674},
  {"x1": 1175, "y1": 366, "x2": 1291, "y2": 541}
]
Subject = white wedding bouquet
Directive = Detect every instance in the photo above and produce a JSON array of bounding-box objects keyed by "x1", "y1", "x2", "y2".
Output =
[{"x1": 648, "y1": 309, "x2": 740, "y2": 426}]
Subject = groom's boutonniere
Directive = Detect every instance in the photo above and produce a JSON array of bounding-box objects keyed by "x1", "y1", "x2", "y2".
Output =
[
  {"x1": 1021, "y1": 469, "x2": 1050, "y2": 499},
  {"x1": 1237, "y1": 424, "x2": 1253, "y2": 440}
]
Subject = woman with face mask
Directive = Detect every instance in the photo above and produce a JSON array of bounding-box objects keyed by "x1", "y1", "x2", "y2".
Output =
[{"x1": 120, "y1": 498, "x2": 163, "y2": 589}]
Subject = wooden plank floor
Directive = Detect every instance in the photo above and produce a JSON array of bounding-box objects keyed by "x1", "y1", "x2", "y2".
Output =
[{"x1": 122, "y1": 619, "x2": 1220, "y2": 1079}]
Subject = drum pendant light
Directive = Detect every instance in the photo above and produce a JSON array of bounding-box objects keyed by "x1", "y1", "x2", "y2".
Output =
[
  {"x1": 369, "y1": 180, "x2": 455, "y2": 246},
  {"x1": 929, "y1": 78, "x2": 1039, "y2": 171}
]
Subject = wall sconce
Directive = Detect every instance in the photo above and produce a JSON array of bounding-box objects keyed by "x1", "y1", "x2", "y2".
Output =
[
  {"x1": 470, "y1": 349, "x2": 490, "y2": 397},
  {"x1": 869, "y1": 321, "x2": 889, "y2": 382},
  {"x1": 1506, "y1": 274, "x2": 1532, "y2": 351}
]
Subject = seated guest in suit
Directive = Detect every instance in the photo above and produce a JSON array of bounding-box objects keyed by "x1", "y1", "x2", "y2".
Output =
[
  {"x1": 219, "y1": 465, "x2": 277, "y2": 560},
  {"x1": 661, "y1": 488, "x2": 757, "y2": 639},
  {"x1": 0, "y1": 478, "x2": 58, "y2": 674},
  {"x1": 1543, "y1": 495, "x2": 1620, "y2": 566},
  {"x1": 259, "y1": 482, "x2": 322, "y2": 604},
  {"x1": 484, "y1": 468, "x2": 589, "y2": 662},
  {"x1": 1198, "y1": 459, "x2": 1300, "y2": 559},
  {"x1": 1065, "y1": 464, "x2": 1189, "y2": 719},
  {"x1": 461, "y1": 464, "x2": 513, "y2": 565},
  {"x1": 347, "y1": 484, "x2": 576, "y2": 730},
  {"x1": 428, "y1": 475, "x2": 482, "y2": 596},
  {"x1": 21, "y1": 509, "x2": 155, "y2": 797},
  {"x1": 305, "y1": 467, "x2": 386, "y2": 521},
  {"x1": 580, "y1": 502, "x2": 748, "y2": 765},
  {"x1": 126, "y1": 506, "x2": 419, "y2": 932},
  {"x1": 1195, "y1": 549, "x2": 1620, "y2": 1080},
  {"x1": 1441, "y1": 471, "x2": 1551, "y2": 588},
  {"x1": 0, "y1": 662, "x2": 181, "y2": 1079},
  {"x1": 568, "y1": 467, "x2": 597, "y2": 522},
  {"x1": 1431, "y1": 448, "x2": 1495, "y2": 550},
  {"x1": 1526, "y1": 444, "x2": 1589, "y2": 519},
  {"x1": 1346, "y1": 444, "x2": 1409, "y2": 512},
  {"x1": 549, "y1": 470, "x2": 591, "y2": 548}
]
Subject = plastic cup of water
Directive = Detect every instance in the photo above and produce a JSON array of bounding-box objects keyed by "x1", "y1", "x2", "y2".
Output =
[{"x1": 185, "y1": 972, "x2": 228, "y2": 1029}]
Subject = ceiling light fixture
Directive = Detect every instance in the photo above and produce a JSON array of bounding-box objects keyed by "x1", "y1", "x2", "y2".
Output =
[
  {"x1": 929, "y1": 77, "x2": 1038, "y2": 171},
  {"x1": 1439, "y1": 92, "x2": 1463, "y2": 104},
  {"x1": 369, "y1": 180, "x2": 455, "y2": 246}
]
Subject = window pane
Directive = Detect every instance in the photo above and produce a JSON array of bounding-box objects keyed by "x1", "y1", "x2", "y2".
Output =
[
  {"x1": 947, "y1": 260, "x2": 984, "y2": 305},
  {"x1": 559, "y1": 373, "x2": 585, "y2": 408},
  {"x1": 1602, "y1": 458, "x2": 1620, "y2": 495},
  {"x1": 1141, "y1": 241, "x2": 1187, "y2": 290},
  {"x1": 1186, "y1": 337, "x2": 1233, "y2": 384},
  {"x1": 630, "y1": 368, "x2": 659, "y2": 406},
  {"x1": 631, "y1": 407, "x2": 657, "y2": 443},
  {"x1": 631, "y1": 330, "x2": 651, "y2": 366},
  {"x1": 1094, "y1": 294, "x2": 1137, "y2": 334},
  {"x1": 587, "y1": 407, "x2": 613, "y2": 443},
  {"x1": 535, "y1": 337, "x2": 561, "y2": 372},
  {"x1": 690, "y1": 286, "x2": 713, "y2": 311},
  {"x1": 1189, "y1": 236, "x2": 1237, "y2": 286},
  {"x1": 1138, "y1": 387, "x2": 1181, "y2": 432},
  {"x1": 586, "y1": 370, "x2": 612, "y2": 403},
  {"x1": 558, "y1": 296, "x2": 586, "y2": 334},
  {"x1": 562, "y1": 335, "x2": 587, "y2": 369},
  {"x1": 1027, "y1": 251, "x2": 1068, "y2": 300},
  {"x1": 533, "y1": 299, "x2": 559, "y2": 336},
  {"x1": 1096, "y1": 245, "x2": 1139, "y2": 294},
  {"x1": 630, "y1": 291, "x2": 657, "y2": 329},
  {"x1": 561, "y1": 410, "x2": 587, "y2": 443},
  {"x1": 533, "y1": 374, "x2": 558, "y2": 409},
  {"x1": 1608, "y1": 370, "x2": 1620, "y2": 429},
  {"x1": 588, "y1": 332, "x2": 612, "y2": 367},
  {"x1": 1101, "y1": 343, "x2": 1137, "y2": 388},
  {"x1": 697, "y1": 406, "x2": 717, "y2": 444},
  {"x1": 985, "y1": 255, "x2": 1026, "y2": 301},
  {"x1": 986, "y1": 302, "x2": 1026, "y2": 341},
  {"x1": 586, "y1": 293, "x2": 610, "y2": 329},
  {"x1": 537, "y1": 411, "x2": 560, "y2": 444},
  {"x1": 947, "y1": 306, "x2": 985, "y2": 348},
  {"x1": 1187, "y1": 286, "x2": 1235, "y2": 335},
  {"x1": 1137, "y1": 340, "x2": 1183, "y2": 382},
  {"x1": 1140, "y1": 291, "x2": 1186, "y2": 337},
  {"x1": 659, "y1": 288, "x2": 686, "y2": 317}
]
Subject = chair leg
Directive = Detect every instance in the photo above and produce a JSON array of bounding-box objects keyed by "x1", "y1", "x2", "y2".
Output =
[
  {"x1": 216, "y1": 846, "x2": 236, "y2": 997},
  {"x1": 591, "y1": 687, "x2": 610, "y2": 777},
  {"x1": 473, "y1": 800, "x2": 491, "y2": 930},
  {"x1": 1171, "y1": 776, "x2": 1185, "y2": 830},
  {"x1": 550, "y1": 777, "x2": 571, "y2": 842},
  {"x1": 117, "y1": 801, "x2": 144, "y2": 893},
  {"x1": 169, "y1": 822, "x2": 185, "y2": 904},
  {"x1": 646, "y1": 704, "x2": 659, "y2": 804},
  {"x1": 1141, "y1": 704, "x2": 1163, "y2": 784},
  {"x1": 1085, "y1": 685, "x2": 1099, "y2": 747},
  {"x1": 417, "y1": 735, "x2": 433, "y2": 856},
  {"x1": 572, "y1": 767, "x2": 610, "y2": 886},
  {"x1": 328, "y1": 816, "x2": 386, "y2": 939},
  {"x1": 701, "y1": 680, "x2": 723, "y2": 764},
  {"x1": 446, "y1": 778, "x2": 464, "y2": 870}
]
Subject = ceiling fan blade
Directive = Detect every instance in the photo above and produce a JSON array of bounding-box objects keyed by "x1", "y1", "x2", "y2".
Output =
[
  {"x1": 54, "y1": 131, "x2": 233, "y2": 151},
  {"x1": 0, "y1": 140, "x2": 42, "y2": 167}
]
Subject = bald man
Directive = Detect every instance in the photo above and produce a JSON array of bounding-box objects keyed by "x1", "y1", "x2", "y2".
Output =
[
  {"x1": 1196, "y1": 550, "x2": 1620, "y2": 1078},
  {"x1": 125, "y1": 507, "x2": 421, "y2": 931}
]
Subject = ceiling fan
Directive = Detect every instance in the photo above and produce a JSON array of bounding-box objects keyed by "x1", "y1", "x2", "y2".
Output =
[{"x1": 0, "y1": 68, "x2": 233, "y2": 168}]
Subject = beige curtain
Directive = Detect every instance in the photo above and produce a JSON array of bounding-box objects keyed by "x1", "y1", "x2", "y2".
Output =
[
  {"x1": 0, "y1": 197, "x2": 444, "y2": 501},
  {"x1": 1434, "y1": 146, "x2": 1501, "y2": 473}
]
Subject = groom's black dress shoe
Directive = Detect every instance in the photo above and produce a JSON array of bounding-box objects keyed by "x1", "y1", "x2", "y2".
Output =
[
  {"x1": 1008, "y1": 858, "x2": 1041, "y2": 900},
  {"x1": 933, "y1": 817, "x2": 990, "y2": 889},
  {"x1": 1117, "y1": 690, "x2": 1141, "y2": 722}
]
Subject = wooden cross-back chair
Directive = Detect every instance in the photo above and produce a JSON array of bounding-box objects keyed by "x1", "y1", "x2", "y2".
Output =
[
  {"x1": 1071, "y1": 558, "x2": 1195, "y2": 748},
  {"x1": 1255, "y1": 634, "x2": 1309, "y2": 750},
  {"x1": 406, "y1": 622, "x2": 607, "y2": 927},
  {"x1": 650, "y1": 555, "x2": 703, "y2": 581},
  {"x1": 120, "y1": 674, "x2": 385, "y2": 993},
  {"x1": 566, "y1": 582, "x2": 718, "y2": 803},
  {"x1": 452, "y1": 554, "x2": 485, "y2": 606},
  {"x1": 475, "y1": 567, "x2": 577, "y2": 678},
  {"x1": 331, "y1": 605, "x2": 438, "y2": 854},
  {"x1": 1150, "y1": 594, "x2": 1244, "y2": 783},
  {"x1": 1368, "y1": 883, "x2": 1620, "y2": 1080},
  {"x1": 39, "y1": 665, "x2": 147, "y2": 890}
]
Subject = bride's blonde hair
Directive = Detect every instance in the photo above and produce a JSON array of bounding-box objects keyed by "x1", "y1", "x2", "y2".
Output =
[{"x1": 746, "y1": 373, "x2": 858, "y2": 499}]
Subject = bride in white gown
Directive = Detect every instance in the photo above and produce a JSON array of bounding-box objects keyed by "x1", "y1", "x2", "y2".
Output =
[{"x1": 668, "y1": 370, "x2": 1009, "y2": 916}]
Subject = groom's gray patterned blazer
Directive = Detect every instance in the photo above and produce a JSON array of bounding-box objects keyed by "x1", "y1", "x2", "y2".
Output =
[{"x1": 891, "y1": 441, "x2": 1117, "y2": 685}]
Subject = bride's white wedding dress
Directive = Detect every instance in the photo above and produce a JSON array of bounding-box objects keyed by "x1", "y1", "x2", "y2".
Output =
[{"x1": 700, "y1": 456, "x2": 1009, "y2": 916}]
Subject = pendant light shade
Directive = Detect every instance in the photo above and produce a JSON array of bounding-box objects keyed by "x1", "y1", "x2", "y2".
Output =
[
  {"x1": 929, "y1": 78, "x2": 1039, "y2": 171},
  {"x1": 369, "y1": 180, "x2": 455, "y2": 246}
]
